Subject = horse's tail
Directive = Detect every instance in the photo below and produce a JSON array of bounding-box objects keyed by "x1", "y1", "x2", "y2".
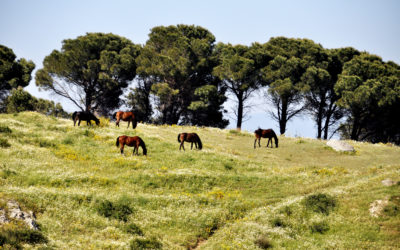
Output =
[
  {"x1": 72, "y1": 111, "x2": 77, "y2": 121},
  {"x1": 197, "y1": 136, "x2": 203, "y2": 150},
  {"x1": 140, "y1": 138, "x2": 147, "y2": 156},
  {"x1": 177, "y1": 133, "x2": 181, "y2": 143},
  {"x1": 272, "y1": 130, "x2": 279, "y2": 147},
  {"x1": 132, "y1": 117, "x2": 137, "y2": 129},
  {"x1": 116, "y1": 136, "x2": 120, "y2": 147}
]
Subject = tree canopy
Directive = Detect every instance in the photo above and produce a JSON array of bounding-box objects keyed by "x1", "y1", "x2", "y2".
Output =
[
  {"x1": 335, "y1": 53, "x2": 400, "y2": 143},
  {"x1": 0, "y1": 44, "x2": 35, "y2": 111},
  {"x1": 35, "y1": 33, "x2": 140, "y2": 115},
  {"x1": 135, "y1": 25, "x2": 226, "y2": 125}
]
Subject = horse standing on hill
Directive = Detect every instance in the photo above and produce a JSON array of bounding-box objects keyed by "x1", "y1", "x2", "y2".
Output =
[
  {"x1": 72, "y1": 111, "x2": 100, "y2": 126},
  {"x1": 116, "y1": 135, "x2": 147, "y2": 156},
  {"x1": 254, "y1": 128, "x2": 279, "y2": 148},
  {"x1": 113, "y1": 111, "x2": 137, "y2": 129},
  {"x1": 178, "y1": 133, "x2": 202, "y2": 151}
]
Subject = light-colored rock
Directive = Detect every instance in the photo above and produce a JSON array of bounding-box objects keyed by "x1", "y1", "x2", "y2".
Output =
[
  {"x1": 326, "y1": 139, "x2": 355, "y2": 152},
  {"x1": 1, "y1": 200, "x2": 39, "y2": 230},
  {"x1": 369, "y1": 199, "x2": 389, "y2": 217},
  {"x1": 382, "y1": 179, "x2": 397, "y2": 186}
]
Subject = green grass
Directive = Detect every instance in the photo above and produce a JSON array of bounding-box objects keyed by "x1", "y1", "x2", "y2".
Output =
[{"x1": 0, "y1": 111, "x2": 399, "y2": 249}]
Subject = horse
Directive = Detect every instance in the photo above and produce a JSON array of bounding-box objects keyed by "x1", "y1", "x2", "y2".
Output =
[
  {"x1": 254, "y1": 128, "x2": 279, "y2": 148},
  {"x1": 72, "y1": 111, "x2": 100, "y2": 126},
  {"x1": 113, "y1": 111, "x2": 137, "y2": 129},
  {"x1": 116, "y1": 135, "x2": 147, "y2": 156},
  {"x1": 178, "y1": 133, "x2": 202, "y2": 151}
]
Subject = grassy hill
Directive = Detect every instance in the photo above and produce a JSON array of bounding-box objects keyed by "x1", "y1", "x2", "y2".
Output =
[{"x1": 0, "y1": 112, "x2": 399, "y2": 249}]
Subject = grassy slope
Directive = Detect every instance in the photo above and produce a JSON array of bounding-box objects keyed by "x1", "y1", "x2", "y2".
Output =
[{"x1": 0, "y1": 112, "x2": 399, "y2": 249}]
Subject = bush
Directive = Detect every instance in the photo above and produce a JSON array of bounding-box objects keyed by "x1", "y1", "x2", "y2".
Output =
[
  {"x1": 0, "y1": 228, "x2": 47, "y2": 248},
  {"x1": 124, "y1": 223, "x2": 144, "y2": 236},
  {"x1": 310, "y1": 221, "x2": 330, "y2": 234},
  {"x1": 0, "y1": 125, "x2": 12, "y2": 134},
  {"x1": 271, "y1": 217, "x2": 286, "y2": 227},
  {"x1": 95, "y1": 197, "x2": 134, "y2": 222},
  {"x1": 0, "y1": 138, "x2": 11, "y2": 148},
  {"x1": 129, "y1": 237, "x2": 162, "y2": 249},
  {"x1": 255, "y1": 235, "x2": 272, "y2": 249},
  {"x1": 304, "y1": 193, "x2": 337, "y2": 215}
]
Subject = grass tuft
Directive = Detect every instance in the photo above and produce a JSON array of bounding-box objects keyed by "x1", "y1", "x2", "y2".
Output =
[{"x1": 255, "y1": 235, "x2": 272, "y2": 249}]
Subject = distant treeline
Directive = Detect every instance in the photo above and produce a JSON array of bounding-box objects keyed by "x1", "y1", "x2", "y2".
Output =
[{"x1": 1, "y1": 25, "x2": 399, "y2": 144}]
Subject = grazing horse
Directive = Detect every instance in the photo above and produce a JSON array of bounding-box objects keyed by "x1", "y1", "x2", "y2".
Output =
[
  {"x1": 116, "y1": 135, "x2": 147, "y2": 156},
  {"x1": 178, "y1": 133, "x2": 202, "y2": 151},
  {"x1": 254, "y1": 128, "x2": 279, "y2": 148},
  {"x1": 113, "y1": 111, "x2": 137, "y2": 129},
  {"x1": 72, "y1": 111, "x2": 100, "y2": 126}
]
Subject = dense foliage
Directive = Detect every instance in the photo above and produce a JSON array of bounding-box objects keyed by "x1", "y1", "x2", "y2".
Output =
[
  {"x1": 2, "y1": 26, "x2": 399, "y2": 143},
  {"x1": 35, "y1": 33, "x2": 140, "y2": 115},
  {"x1": 0, "y1": 45, "x2": 35, "y2": 111}
]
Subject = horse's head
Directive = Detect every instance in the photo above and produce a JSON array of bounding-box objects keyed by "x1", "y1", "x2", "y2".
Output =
[{"x1": 254, "y1": 128, "x2": 262, "y2": 135}]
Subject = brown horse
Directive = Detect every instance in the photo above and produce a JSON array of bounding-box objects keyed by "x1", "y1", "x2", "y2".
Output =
[
  {"x1": 113, "y1": 111, "x2": 137, "y2": 129},
  {"x1": 116, "y1": 135, "x2": 147, "y2": 156},
  {"x1": 72, "y1": 111, "x2": 100, "y2": 126},
  {"x1": 254, "y1": 128, "x2": 279, "y2": 148},
  {"x1": 178, "y1": 133, "x2": 202, "y2": 151}
]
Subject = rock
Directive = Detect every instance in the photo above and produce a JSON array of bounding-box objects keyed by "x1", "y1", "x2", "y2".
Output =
[
  {"x1": 382, "y1": 179, "x2": 396, "y2": 186},
  {"x1": 326, "y1": 140, "x2": 355, "y2": 152},
  {"x1": 0, "y1": 200, "x2": 39, "y2": 230},
  {"x1": 369, "y1": 199, "x2": 389, "y2": 217}
]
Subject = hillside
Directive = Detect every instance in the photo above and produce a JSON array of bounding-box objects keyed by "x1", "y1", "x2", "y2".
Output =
[{"x1": 0, "y1": 112, "x2": 399, "y2": 249}]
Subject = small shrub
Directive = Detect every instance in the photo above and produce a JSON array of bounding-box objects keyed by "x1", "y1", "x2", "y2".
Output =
[
  {"x1": 310, "y1": 221, "x2": 330, "y2": 234},
  {"x1": 95, "y1": 197, "x2": 134, "y2": 222},
  {"x1": 255, "y1": 235, "x2": 272, "y2": 249},
  {"x1": 224, "y1": 163, "x2": 233, "y2": 170},
  {"x1": 0, "y1": 125, "x2": 12, "y2": 134},
  {"x1": 0, "y1": 138, "x2": 11, "y2": 148},
  {"x1": 384, "y1": 195, "x2": 400, "y2": 216},
  {"x1": 124, "y1": 223, "x2": 144, "y2": 236},
  {"x1": 0, "y1": 228, "x2": 48, "y2": 247},
  {"x1": 62, "y1": 137, "x2": 74, "y2": 145},
  {"x1": 130, "y1": 237, "x2": 162, "y2": 249},
  {"x1": 98, "y1": 117, "x2": 110, "y2": 127},
  {"x1": 304, "y1": 193, "x2": 337, "y2": 215}
]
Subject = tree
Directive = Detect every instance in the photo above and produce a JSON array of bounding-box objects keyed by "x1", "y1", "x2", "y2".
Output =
[
  {"x1": 185, "y1": 85, "x2": 229, "y2": 128},
  {"x1": 335, "y1": 53, "x2": 400, "y2": 144},
  {"x1": 124, "y1": 76, "x2": 153, "y2": 123},
  {"x1": 35, "y1": 33, "x2": 140, "y2": 115},
  {"x1": 261, "y1": 37, "x2": 326, "y2": 135},
  {"x1": 0, "y1": 44, "x2": 35, "y2": 112},
  {"x1": 136, "y1": 25, "x2": 224, "y2": 125},
  {"x1": 5, "y1": 87, "x2": 69, "y2": 117},
  {"x1": 301, "y1": 47, "x2": 360, "y2": 139},
  {"x1": 213, "y1": 43, "x2": 267, "y2": 130}
]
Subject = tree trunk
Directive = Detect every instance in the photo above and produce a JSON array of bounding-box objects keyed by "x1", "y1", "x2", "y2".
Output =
[
  {"x1": 279, "y1": 100, "x2": 288, "y2": 135},
  {"x1": 236, "y1": 94, "x2": 243, "y2": 131}
]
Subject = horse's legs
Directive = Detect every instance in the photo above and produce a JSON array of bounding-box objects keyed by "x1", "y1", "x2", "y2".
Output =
[
  {"x1": 78, "y1": 120, "x2": 81, "y2": 126},
  {"x1": 191, "y1": 142, "x2": 193, "y2": 150},
  {"x1": 254, "y1": 139, "x2": 257, "y2": 149},
  {"x1": 127, "y1": 120, "x2": 130, "y2": 128},
  {"x1": 195, "y1": 142, "x2": 198, "y2": 149},
  {"x1": 258, "y1": 138, "x2": 261, "y2": 147},
  {"x1": 133, "y1": 146, "x2": 136, "y2": 155},
  {"x1": 116, "y1": 119, "x2": 120, "y2": 127},
  {"x1": 267, "y1": 138, "x2": 271, "y2": 148},
  {"x1": 180, "y1": 142, "x2": 185, "y2": 151},
  {"x1": 74, "y1": 119, "x2": 76, "y2": 126},
  {"x1": 120, "y1": 145, "x2": 124, "y2": 154}
]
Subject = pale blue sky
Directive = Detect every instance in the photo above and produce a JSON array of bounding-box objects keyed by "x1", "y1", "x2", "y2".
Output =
[{"x1": 1, "y1": 0, "x2": 399, "y2": 137}]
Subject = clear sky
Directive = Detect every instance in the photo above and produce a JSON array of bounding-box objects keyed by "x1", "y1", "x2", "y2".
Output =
[{"x1": 1, "y1": 0, "x2": 399, "y2": 137}]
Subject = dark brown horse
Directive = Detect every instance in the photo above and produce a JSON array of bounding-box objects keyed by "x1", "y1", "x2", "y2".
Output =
[
  {"x1": 254, "y1": 128, "x2": 279, "y2": 148},
  {"x1": 72, "y1": 111, "x2": 100, "y2": 126},
  {"x1": 116, "y1": 135, "x2": 147, "y2": 156},
  {"x1": 178, "y1": 133, "x2": 202, "y2": 151},
  {"x1": 113, "y1": 111, "x2": 137, "y2": 129}
]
